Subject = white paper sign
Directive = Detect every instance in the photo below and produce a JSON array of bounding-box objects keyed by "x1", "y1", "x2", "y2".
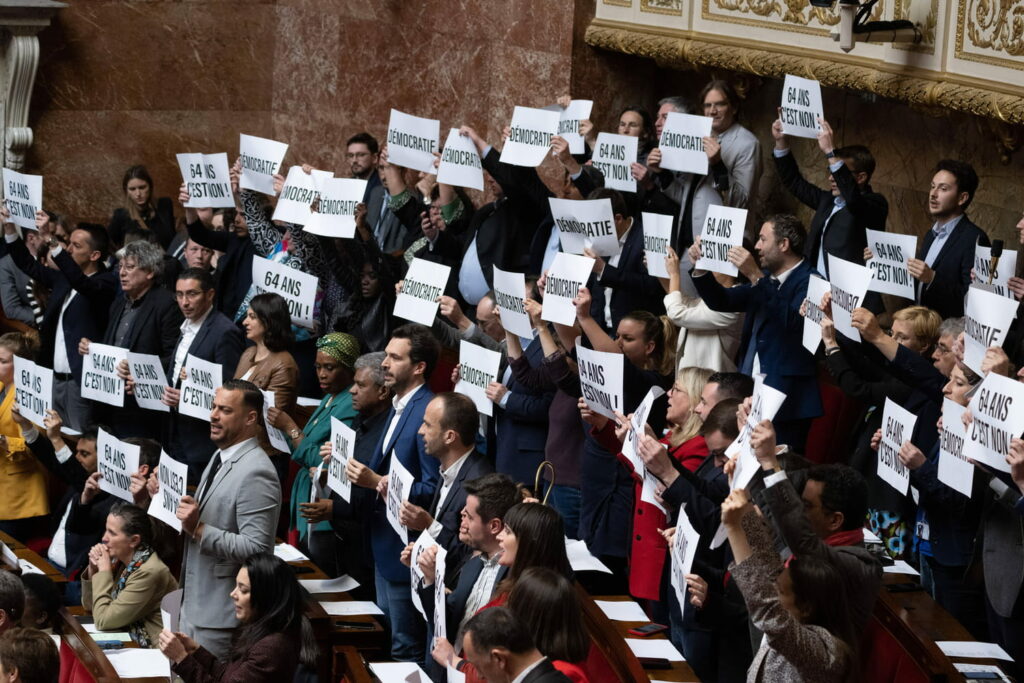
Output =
[
  {"x1": 554, "y1": 99, "x2": 593, "y2": 154},
  {"x1": 801, "y1": 275, "x2": 831, "y2": 355},
  {"x1": 433, "y1": 544, "x2": 448, "y2": 643},
  {"x1": 695, "y1": 205, "x2": 746, "y2": 277},
  {"x1": 409, "y1": 527, "x2": 439, "y2": 582},
  {"x1": 828, "y1": 255, "x2": 872, "y2": 341},
  {"x1": 937, "y1": 399, "x2": 973, "y2": 498},
  {"x1": 395, "y1": 258, "x2": 451, "y2": 326},
  {"x1": 176, "y1": 152, "x2": 234, "y2": 208},
  {"x1": 386, "y1": 109, "x2": 440, "y2": 175},
  {"x1": 975, "y1": 245, "x2": 1018, "y2": 299},
  {"x1": 865, "y1": 229, "x2": 917, "y2": 299},
  {"x1": 304, "y1": 178, "x2": 367, "y2": 239},
  {"x1": 726, "y1": 376, "x2": 787, "y2": 492},
  {"x1": 669, "y1": 507, "x2": 700, "y2": 617},
  {"x1": 81, "y1": 343, "x2": 128, "y2": 407},
  {"x1": 492, "y1": 267, "x2": 533, "y2": 339},
  {"x1": 641, "y1": 212, "x2": 673, "y2": 279},
  {"x1": 964, "y1": 372, "x2": 1024, "y2": 473},
  {"x1": 0, "y1": 537, "x2": 18, "y2": 568},
  {"x1": 779, "y1": 75, "x2": 825, "y2": 139},
  {"x1": 877, "y1": 398, "x2": 916, "y2": 495},
  {"x1": 329, "y1": 416, "x2": 355, "y2": 503},
  {"x1": 272, "y1": 165, "x2": 321, "y2": 226},
  {"x1": 499, "y1": 106, "x2": 560, "y2": 167},
  {"x1": 1, "y1": 169, "x2": 43, "y2": 231},
  {"x1": 963, "y1": 285, "x2": 1018, "y2": 376},
  {"x1": 147, "y1": 451, "x2": 187, "y2": 532},
  {"x1": 251, "y1": 256, "x2": 319, "y2": 329},
  {"x1": 238, "y1": 134, "x2": 288, "y2": 195},
  {"x1": 593, "y1": 133, "x2": 638, "y2": 193},
  {"x1": 13, "y1": 357, "x2": 52, "y2": 427},
  {"x1": 454, "y1": 341, "x2": 502, "y2": 417},
  {"x1": 576, "y1": 342, "x2": 624, "y2": 420},
  {"x1": 126, "y1": 352, "x2": 169, "y2": 413},
  {"x1": 386, "y1": 453, "x2": 415, "y2": 543},
  {"x1": 658, "y1": 113, "x2": 712, "y2": 175},
  {"x1": 259, "y1": 389, "x2": 292, "y2": 453},
  {"x1": 622, "y1": 386, "x2": 666, "y2": 476},
  {"x1": 97, "y1": 428, "x2": 141, "y2": 503},
  {"x1": 178, "y1": 354, "x2": 221, "y2": 422},
  {"x1": 541, "y1": 252, "x2": 595, "y2": 326},
  {"x1": 549, "y1": 197, "x2": 621, "y2": 257},
  {"x1": 436, "y1": 128, "x2": 484, "y2": 191}
]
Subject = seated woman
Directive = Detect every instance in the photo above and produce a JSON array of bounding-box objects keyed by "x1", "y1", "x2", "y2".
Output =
[
  {"x1": 107, "y1": 165, "x2": 176, "y2": 249},
  {"x1": 159, "y1": 554, "x2": 317, "y2": 683},
  {"x1": 81, "y1": 502, "x2": 178, "y2": 647}
]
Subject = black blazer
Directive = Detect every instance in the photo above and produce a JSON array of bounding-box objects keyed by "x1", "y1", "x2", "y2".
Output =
[
  {"x1": 774, "y1": 151, "x2": 888, "y2": 278},
  {"x1": 428, "y1": 449, "x2": 495, "y2": 573},
  {"x1": 588, "y1": 219, "x2": 665, "y2": 331},
  {"x1": 916, "y1": 215, "x2": 989, "y2": 318},
  {"x1": 186, "y1": 219, "x2": 254, "y2": 320},
  {"x1": 2, "y1": 237, "x2": 118, "y2": 378},
  {"x1": 494, "y1": 338, "x2": 553, "y2": 486},
  {"x1": 423, "y1": 553, "x2": 509, "y2": 643},
  {"x1": 521, "y1": 660, "x2": 573, "y2": 683},
  {"x1": 107, "y1": 197, "x2": 176, "y2": 249}
]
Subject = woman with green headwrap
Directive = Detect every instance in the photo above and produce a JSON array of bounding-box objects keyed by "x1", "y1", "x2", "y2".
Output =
[{"x1": 267, "y1": 332, "x2": 359, "y2": 571}]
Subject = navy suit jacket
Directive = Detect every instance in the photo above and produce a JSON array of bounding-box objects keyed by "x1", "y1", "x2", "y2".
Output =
[
  {"x1": 911, "y1": 442, "x2": 987, "y2": 567},
  {"x1": 367, "y1": 385, "x2": 440, "y2": 582},
  {"x1": 693, "y1": 261, "x2": 822, "y2": 422},
  {"x1": 589, "y1": 220, "x2": 665, "y2": 330},
  {"x1": 916, "y1": 216, "x2": 989, "y2": 319},
  {"x1": 428, "y1": 449, "x2": 494, "y2": 573},
  {"x1": 494, "y1": 338, "x2": 553, "y2": 486},
  {"x1": 186, "y1": 219, "x2": 255, "y2": 319}
]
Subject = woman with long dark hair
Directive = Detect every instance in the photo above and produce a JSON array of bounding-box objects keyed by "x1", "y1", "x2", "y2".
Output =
[
  {"x1": 159, "y1": 554, "x2": 318, "y2": 682},
  {"x1": 108, "y1": 165, "x2": 176, "y2": 249}
]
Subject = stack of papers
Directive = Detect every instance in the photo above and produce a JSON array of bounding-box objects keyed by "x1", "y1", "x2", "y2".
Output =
[
  {"x1": 937, "y1": 641, "x2": 1014, "y2": 661},
  {"x1": 273, "y1": 543, "x2": 308, "y2": 562},
  {"x1": 595, "y1": 600, "x2": 648, "y2": 622},
  {"x1": 299, "y1": 575, "x2": 359, "y2": 594},
  {"x1": 319, "y1": 600, "x2": 384, "y2": 616},
  {"x1": 105, "y1": 648, "x2": 171, "y2": 679},
  {"x1": 625, "y1": 638, "x2": 685, "y2": 661}
]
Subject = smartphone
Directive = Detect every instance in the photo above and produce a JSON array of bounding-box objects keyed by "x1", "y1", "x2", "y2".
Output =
[
  {"x1": 637, "y1": 657, "x2": 672, "y2": 669},
  {"x1": 962, "y1": 673, "x2": 1002, "y2": 680},
  {"x1": 627, "y1": 622, "x2": 668, "y2": 637}
]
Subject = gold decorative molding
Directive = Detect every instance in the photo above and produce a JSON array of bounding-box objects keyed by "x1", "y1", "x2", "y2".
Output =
[
  {"x1": 641, "y1": 0, "x2": 683, "y2": 16},
  {"x1": 955, "y1": 0, "x2": 1024, "y2": 70},
  {"x1": 584, "y1": 20, "x2": 1024, "y2": 124},
  {"x1": 603, "y1": 0, "x2": 632, "y2": 7}
]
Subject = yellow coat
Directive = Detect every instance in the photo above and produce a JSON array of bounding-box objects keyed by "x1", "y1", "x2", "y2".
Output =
[{"x1": 0, "y1": 381, "x2": 49, "y2": 520}]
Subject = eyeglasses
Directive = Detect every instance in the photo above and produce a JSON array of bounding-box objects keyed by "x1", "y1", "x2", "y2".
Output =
[{"x1": 174, "y1": 290, "x2": 205, "y2": 300}]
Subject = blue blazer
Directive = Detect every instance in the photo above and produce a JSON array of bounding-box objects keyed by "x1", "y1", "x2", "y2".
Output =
[
  {"x1": 589, "y1": 220, "x2": 665, "y2": 331},
  {"x1": 494, "y1": 338, "x2": 553, "y2": 486},
  {"x1": 916, "y1": 216, "x2": 989, "y2": 319},
  {"x1": 693, "y1": 261, "x2": 822, "y2": 422},
  {"x1": 912, "y1": 442, "x2": 987, "y2": 567},
  {"x1": 367, "y1": 385, "x2": 440, "y2": 583}
]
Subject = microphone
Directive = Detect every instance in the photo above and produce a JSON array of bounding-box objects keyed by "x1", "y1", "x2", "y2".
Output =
[{"x1": 988, "y1": 239, "x2": 1004, "y2": 285}]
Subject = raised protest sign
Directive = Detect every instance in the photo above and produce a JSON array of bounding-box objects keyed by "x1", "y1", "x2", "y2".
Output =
[
  {"x1": 669, "y1": 507, "x2": 700, "y2": 617},
  {"x1": 554, "y1": 99, "x2": 593, "y2": 154},
  {"x1": 500, "y1": 106, "x2": 560, "y2": 167},
  {"x1": 541, "y1": 252, "x2": 595, "y2": 326},
  {"x1": 621, "y1": 386, "x2": 666, "y2": 476},
  {"x1": 394, "y1": 258, "x2": 451, "y2": 326},
  {"x1": 877, "y1": 398, "x2": 916, "y2": 495},
  {"x1": 492, "y1": 267, "x2": 533, "y2": 339},
  {"x1": 963, "y1": 285, "x2": 1018, "y2": 375},
  {"x1": 179, "y1": 354, "x2": 221, "y2": 422},
  {"x1": 386, "y1": 453, "x2": 414, "y2": 544},
  {"x1": 127, "y1": 352, "x2": 169, "y2": 413},
  {"x1": 238, "y1": 134, "x2": 288, "y2": 195},
  {"x1": 727, "y1": 376, "x2": 787, "y2": 491},
  {"x1": 436, "y1": 128, "x2": 483, "y2": 191},
  {"x1": 387, "y1": 109, "x2": 440, "y2": 175},
  {"x1": 695, "y1": 205, "x2": 746, "y2": 277},
  {"x1": 176, "y1": 153, "x2": 234, "y2": 208},
  {"x1": 13, "y1": 357, "x2": 52, "y2": 427},
  {"x1": 964, "y1": 371, "x2": 1024, "y2": 473},
  {"x1": 659, "y1": 113, "x2": 712, "y2": 175},
  {"x1": 433, "y1": 544, "x2": 448, "y2": 644},
  {"x1": 576, "y1": 342, "x2": 624, "y2": 420},
  {"x1": 2, "y1": 169, "x2": 42, "y2": 231},
  {"x1": 641, "y1": 212, "x2": 672, "y2": 279},
  {"x1": 549, "y1": 197, "x2": 620, "y2": 257},
  {"x1": 865, "y1": 229, "x2": 917, "y2": 299},
  {"x1": 828, "y1": 255, "x2": 872, "y2": 341},
  {"x1": 304, "y1": 178, "x2": 367, "y2": 239},
  {"x1": 937, "y1": 398, "x2": 972, "y2": 498},
  {"x1": 593, "y1": 133, "x2": 637, "y2": 193},
  {"x1": 975, "y1": 244, "x2": 1018, "y2": 300},
  {"x1": 801, "y1": 275, "x2": 831, "y2": 355},
  {"x1": 272, "y1": 165, "x2": 320, "y2": 225},
  {"x1": 779, "y1": 75, "x2": 824, "y2": 140},
  {"x1": 97, "y1": 428, "x2": 140, "y2": 503},
  {"x1": 252, "y1": 256, "x2": 319, "y2": 329},
  {"x1": 454, "y1": 341, "x2": 502, "y2": 417},
  {"x1": 147, "y1": 451, "x2": 187, "y2": 532},
  {"x1": 329, "y1": 416, "x2": 355, "y2": 503},
  {"x1": 81, "y1": 343, "x2": 127, "y2": 407},
  {"x1": 261, "y1": 389, "x2": 291, "y2": 453}
]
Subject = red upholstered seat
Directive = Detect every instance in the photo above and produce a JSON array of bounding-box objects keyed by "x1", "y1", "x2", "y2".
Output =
[
  {"x1": 860, "y1": 616, "x2": 931, "y2": 683},
  {"x1": 806, "y1": 377, "x2": 864, "y2": 464},
  {"x1": 58, "y1": 639, "x2": 96, "y2": 683}
]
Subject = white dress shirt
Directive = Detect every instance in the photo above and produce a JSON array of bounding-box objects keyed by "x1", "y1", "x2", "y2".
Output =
[
  {"x1": 172, "y1": 308, "x2": 212, "y2": 382},
  {"x1": 382, "y1": 383, "x2": 424, "y2": 455}
]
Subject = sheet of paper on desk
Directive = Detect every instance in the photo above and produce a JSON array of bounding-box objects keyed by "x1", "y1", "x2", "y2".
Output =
[
  {"x1": 595, "y1": 600, "x2": 648, "y2": 622},
  {"x1": 883, "y1": 560, "x2": 920, "y2": 576},
  {"x1": 299, "y1": 575, "x2": 360, "y2": 594},
  {"x1": 937, "y1": 641, "x2": 1014, "y2": 661},
  {"x1": 863, "y1": 527, "x2": 882, "y2": 544},
  {"x1": 369, "y1": 661, "x2": 429, "y2": 682},
  {"x1": 274, "y1": 543, "x2": 308, "y2": 562},
  {"x1": 625, "y1": 638, "x2": 686, "y2": 661},
  {"x1": 0, "y1": 541, "x2": 18, "y2": 568},
  {"x1": 17, "y1": 559, "x2": 44, "y2": 575},
  {"x1": 565, "y1": 539, "x2": 612, "y2": 574},
  {"x1": 319, "y1": 600, "x2": 384, "y2": 616},
  {"x1": 87, "y1": 632, "x2": 132, "y2": 642},
  {"x1": 954, "y1": 663, "x2": 1011, "y2": 681},
  {"x1": 106, "y1": 648, "x2": 172, "y2": 679}
]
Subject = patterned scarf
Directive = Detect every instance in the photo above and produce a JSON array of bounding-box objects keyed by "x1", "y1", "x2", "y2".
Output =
[{"x1": 110, "y1": 545, "x2": 155, "y2": 647}]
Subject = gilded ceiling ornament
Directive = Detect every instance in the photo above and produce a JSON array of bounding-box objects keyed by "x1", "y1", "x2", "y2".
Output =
[{"x1": 967, "y1": 0, "x2": 1024, "y2": 55}]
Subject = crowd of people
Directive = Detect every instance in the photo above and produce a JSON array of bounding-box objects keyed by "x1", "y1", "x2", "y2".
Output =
[{"x1": 0, "y1": 77, "x2": 1022, "y2": 683}]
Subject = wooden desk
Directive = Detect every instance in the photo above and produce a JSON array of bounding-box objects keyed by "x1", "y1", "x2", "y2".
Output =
[
  {"x1": 0, "y1": 530, "x2": 66, "y2": 583},
  {"x1": 56, "y1": 607, "x2": 166, "y2": 683},
  {"x1": 0, "y1": 530, "x2": 26, "y2": 550}
]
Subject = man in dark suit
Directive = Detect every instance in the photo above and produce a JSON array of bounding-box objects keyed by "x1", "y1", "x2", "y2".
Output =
[
  {"x1": 691, "y1": 214, "x2": 822, "y2": 450},
  {"x1": 771, "y1": 117, "x2": 888, "y2": 279},
  {"x1": 2, "y1": 221, "x2": 117, "y2": 430},
  {"x1": 910, "y1": 159, "x2": 989, "y2": 318},
  {"x1": 461, "y1": 608, "x2": 572, "y2": 683}
]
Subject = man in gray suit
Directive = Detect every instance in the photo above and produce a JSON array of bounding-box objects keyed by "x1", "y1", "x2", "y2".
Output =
[
  {"x1": 0, "y1": 226, "x2": 42, "y2": 327},
  {"x1": 173, "y1": 379, "x2": 281, "y2": 657}
]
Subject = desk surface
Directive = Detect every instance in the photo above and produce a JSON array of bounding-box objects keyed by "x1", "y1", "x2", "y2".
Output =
[
  {"x1": 590, "y1": 595, "x2": 698, "y2": 682},
  {"x1": 1, "y1": 530, "x2": 66, "y2": 583},
  {"x1": 58, "y1": 607, "x2": 166, "y2": 683}
]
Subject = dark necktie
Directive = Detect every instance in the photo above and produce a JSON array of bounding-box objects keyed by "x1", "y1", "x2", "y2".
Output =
[{"x1": 198, "y1": 453, "x2": 223, "y2": 503}]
